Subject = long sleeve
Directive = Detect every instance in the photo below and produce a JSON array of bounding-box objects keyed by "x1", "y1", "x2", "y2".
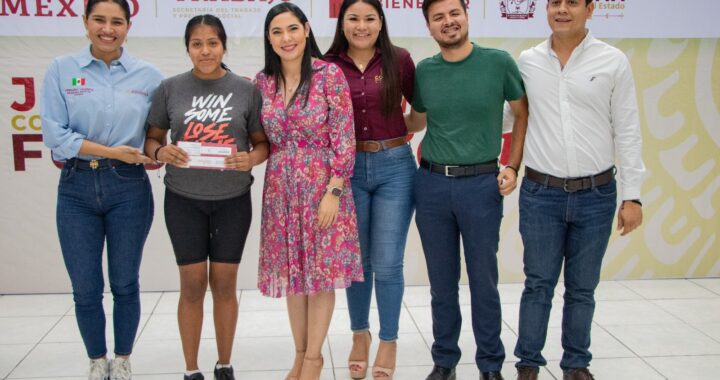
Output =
[
  {"x1": 324, "y1": 63, "x2": 355, "y2": 181},
  {"x1": 399, "y1": 48, "x2": 416, "y2": 105},
  {"x1": 40, "y1": 59, "x2": 85, "y2": 161},
  {"x1": 611, "y1": 56, "x2": 645, "y2": 200}
]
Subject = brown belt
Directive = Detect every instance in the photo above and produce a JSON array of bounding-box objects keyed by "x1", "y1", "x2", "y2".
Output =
[
  {"x1": 525, "y1": 166, "x2": 615, "y2": 192},
  {"x1": 356, "y1": 136, "x2": 407, "y2": 153}
]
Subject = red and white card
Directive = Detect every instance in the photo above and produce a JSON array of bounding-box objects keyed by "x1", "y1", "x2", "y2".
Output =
[{"x1": 177, "y1": 141, "x2": 235, "y2": 170}]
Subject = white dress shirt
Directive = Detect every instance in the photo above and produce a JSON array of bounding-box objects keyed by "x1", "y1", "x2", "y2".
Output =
[{"x1": 519, "y1": 30, "x2": 645, "y2": 200}]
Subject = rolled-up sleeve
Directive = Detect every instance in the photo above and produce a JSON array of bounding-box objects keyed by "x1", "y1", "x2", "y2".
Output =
[
  {"x1": 41, "y1": 59, "x2": 85, "y2": 161},
  {"x1": 612, "y1": 56, "x2": 645, "y2": 200},
  {"x1": 324, "y1": 63, "x2": 355, "y2": 181}
]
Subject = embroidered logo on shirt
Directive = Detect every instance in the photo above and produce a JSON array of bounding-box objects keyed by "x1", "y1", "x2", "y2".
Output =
[
  {"x1": 71, "y1": 77, "x2": 86, "y2": 86},
  {"x1": 500, "y1": 0, "x2": 537, "y2": 20},
  {"x1": 590, "y1": 76, "x2": 597, "y2": 82}
]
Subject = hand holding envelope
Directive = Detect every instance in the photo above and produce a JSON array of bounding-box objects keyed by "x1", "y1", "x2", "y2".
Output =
[
  {"x1": 224, "y1": 151, "x2": 253, "y2": 171},
  {"x1": 157, "y1": 143, "x2": 190, "y2": 168},
  {"x1": 176, "y1": 141, "x2": 238, "y2": 170}
]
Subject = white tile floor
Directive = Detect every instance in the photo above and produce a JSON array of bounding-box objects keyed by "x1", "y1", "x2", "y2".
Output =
[{"x1": 1, "y1": 279, "x2": 719, "y2": 379}]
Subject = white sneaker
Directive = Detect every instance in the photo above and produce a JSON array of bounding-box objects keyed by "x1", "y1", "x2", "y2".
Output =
[
  {"x1": 109, "y1": 358, "x2": 132, "y2": 380},
  {"x1": 88, "y1": 358, "x2": 109, "y2": 380}
]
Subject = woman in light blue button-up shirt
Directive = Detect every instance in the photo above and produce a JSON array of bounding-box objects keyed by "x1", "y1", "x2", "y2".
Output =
[{"x1": 40, "y1": 1, "x2": 162, "y2": 379}]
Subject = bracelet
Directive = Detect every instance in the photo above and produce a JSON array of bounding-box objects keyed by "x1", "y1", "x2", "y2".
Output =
[
  {"x1": 153, "y1": 145, "x2": 164, "y2": 161},
  {"x1": 505, "y1": 165, "x2": 519, "y2": 176}
]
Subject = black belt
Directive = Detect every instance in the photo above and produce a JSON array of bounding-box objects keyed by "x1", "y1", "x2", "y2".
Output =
[
  {"x1": 525, "y1": 166, "x2": 615, "y2": 192},
  {"x1": 420, "y1": 159, "x2": 497, "y2": 177},
  {"x1": 67, "y1": 158, "x2": 132, "y2": 170}
]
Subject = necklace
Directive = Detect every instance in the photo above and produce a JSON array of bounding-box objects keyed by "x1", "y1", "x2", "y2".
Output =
[{"x1": 283, "y1": 76, "x2": 300, "y2": 106}]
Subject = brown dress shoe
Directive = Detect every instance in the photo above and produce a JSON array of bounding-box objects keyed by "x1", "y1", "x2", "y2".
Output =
[
  {"x1": 516, "y1": 366, "x2": 538, "y2": 380},
  {"x1": 563, "y1": 368, "x2": 595, "y2": 380}
]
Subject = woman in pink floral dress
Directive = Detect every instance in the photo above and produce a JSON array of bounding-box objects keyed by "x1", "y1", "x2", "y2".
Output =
[{"x1": 256, "y1": 3, "x2": 362, "y2": 380}]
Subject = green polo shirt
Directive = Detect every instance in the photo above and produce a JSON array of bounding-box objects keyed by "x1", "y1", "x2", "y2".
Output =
[{"x1": 414, "y1": 44, "x2": 525, "y2": 165}]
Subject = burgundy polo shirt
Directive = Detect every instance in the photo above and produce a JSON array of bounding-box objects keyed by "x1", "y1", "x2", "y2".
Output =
[{"x1": 325, "y1": 47, "x2": 415, "y2": 141}]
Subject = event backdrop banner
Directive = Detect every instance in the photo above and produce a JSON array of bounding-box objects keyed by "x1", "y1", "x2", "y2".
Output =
[
  {"x1": 1, "y1": 0, "x2": 719, "y2": 38},
  {"x1": 1, "y1": 0, "x2": 719, "y2": 293}
]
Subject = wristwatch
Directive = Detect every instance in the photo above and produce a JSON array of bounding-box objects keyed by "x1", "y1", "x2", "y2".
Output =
[
  {"x1": 624, "y1": 199, "x2": 642, "y2": 207},
  {"x1": 326, "y1": 186, "x2": 344, "y2": 197}
]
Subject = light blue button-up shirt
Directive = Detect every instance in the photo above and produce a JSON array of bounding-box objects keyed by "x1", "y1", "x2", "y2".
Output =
[{"x1": 41, "y1": 46, "x2": 163, "y2": 161}]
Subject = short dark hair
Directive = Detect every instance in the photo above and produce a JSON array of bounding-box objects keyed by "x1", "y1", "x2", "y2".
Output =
[
  {"x1": 262, "y1": 3, "x2": 323, "y2": 107},
  {"x1": 422, "y1": 0, "x2": 466, "y2": 22},
  {"x1": 85, "y1": 0, "x2": 131, "y2": 22},
  {"x1": 326, "y1": 0, "x2": 401, "y2": 117}
]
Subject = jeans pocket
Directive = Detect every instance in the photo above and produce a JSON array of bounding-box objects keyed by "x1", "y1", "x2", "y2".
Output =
[
  {"x1": 520, "y1": 177, "x2": 543, "y2": 195},
  {"x1": 592, "y1": 180, "x2": 617, "y2": 198},
  {"x1": 59, "y1": 165, "x2": 76, "y2": 182},
  {"x1": 110, "y1": 165, "x2": 148, "y2": 181},
  {"x1": 385, "y1": 144, "x2": 412, "y2": 161}
]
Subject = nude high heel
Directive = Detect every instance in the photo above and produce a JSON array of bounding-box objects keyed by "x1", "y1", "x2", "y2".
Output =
[{"x1": 348, "y1": 331, "x2": 372, "y2": 379}]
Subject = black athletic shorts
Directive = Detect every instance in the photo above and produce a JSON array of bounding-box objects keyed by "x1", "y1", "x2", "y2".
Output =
[{"x1": 164, "y1": 188, "x2": 252, "y2": 265}]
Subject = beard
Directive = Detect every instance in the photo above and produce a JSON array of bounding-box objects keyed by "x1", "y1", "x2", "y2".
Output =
[{"x1": 435, "y1": 28, "x2": 469, "y2": 50}]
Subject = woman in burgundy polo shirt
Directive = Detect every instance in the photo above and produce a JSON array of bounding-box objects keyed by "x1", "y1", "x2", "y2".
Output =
[{"x1": 326, "y1": 0, "x2": 416, "y2": 378}]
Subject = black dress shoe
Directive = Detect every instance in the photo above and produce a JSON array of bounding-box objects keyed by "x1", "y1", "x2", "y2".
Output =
[
  {"x1": 426, "y1": 365, "x2": 457, "y2": 380},
  {"x1": 482, "y1": 371, "x2": 504, "y2": 380}
]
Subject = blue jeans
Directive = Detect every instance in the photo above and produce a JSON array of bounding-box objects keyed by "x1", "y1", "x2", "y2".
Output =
[
  {"x1": 346, "y1": 144, "x2": 416, "y2": 342},
  {"x1": 414, "y1": 167, "x2": 505, "y2": 372},
  {"x1": 56, "y1": 161, "x2": 153, "y2": 358},
  {"x1": 514, "y1": 176, "x2": 617, "y2": 371}
]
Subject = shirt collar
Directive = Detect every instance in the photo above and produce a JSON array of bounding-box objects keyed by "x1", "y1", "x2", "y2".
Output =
[
  {"x1": 546, "y1": 29, "x2": 595, "y2": 57},
  {"x1": 75, "y1": 45, "x2": 132, "y2": 71},
  {"x1": 336, "y1": 48, "x2": 381, "y2": 67}
]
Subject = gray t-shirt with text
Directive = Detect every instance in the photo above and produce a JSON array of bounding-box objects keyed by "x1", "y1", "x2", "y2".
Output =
[{"x1": 148, "y1": 71, "x2": 262, "y2": 200}]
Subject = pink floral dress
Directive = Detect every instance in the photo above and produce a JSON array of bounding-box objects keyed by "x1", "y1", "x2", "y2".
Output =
[{"x1": 256, "y1": 60, "x2": 363, "y2": 298}]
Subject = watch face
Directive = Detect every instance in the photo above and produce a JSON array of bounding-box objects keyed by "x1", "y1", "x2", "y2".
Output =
[{"x1": 331, "y1": 187, "x2": 343, "y2": 197}]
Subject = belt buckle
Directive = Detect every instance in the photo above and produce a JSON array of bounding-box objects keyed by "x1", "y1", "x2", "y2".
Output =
[
  {"x1": 89, "y1": 160, "x2": 99, "y2": 170},
  {"x1": 444, "y1": 165, "x2": 458, "y2": 177},
  {"x1": 563, "y1": 178, "x2": 578, "y2": 193},
  {"x1": 366, "y1": 141, "x2": 382, "y2": 153}
]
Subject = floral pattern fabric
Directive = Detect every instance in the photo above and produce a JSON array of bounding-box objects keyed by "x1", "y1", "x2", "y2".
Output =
[{"x1": 256, "y1": 60, "x2": 362, "y2": 298}]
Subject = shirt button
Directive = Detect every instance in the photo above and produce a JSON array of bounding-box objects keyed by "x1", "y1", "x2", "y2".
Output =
[
  {"x1": 362, "y1": 109, "x2": 366, "y2": 113},
  {"x1": 361, "y1": 76, "x2": 365, "y2": 80},
  {"x1": 363, "y1": 127, "x2": 368, "y2": 131},
  {"x1": 361, "y1": 92, "x2": 365, "y2": 96}
]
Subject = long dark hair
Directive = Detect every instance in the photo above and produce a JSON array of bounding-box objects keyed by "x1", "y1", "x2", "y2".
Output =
[
  {"x1": 85, "y1": 0, "x2": 131, "y2": 21},
  {"x1": 262, "y1": 3, "x2": 323, "y2": 107},
  {"x1": 326, "y1": 0, "x2": 400, "y2": 117},
  {"x1": 184, "y1": 14, "x2": 230, "y2": 72}
]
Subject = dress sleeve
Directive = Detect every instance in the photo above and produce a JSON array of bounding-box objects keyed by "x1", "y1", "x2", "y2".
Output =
[
  {"x1": 323, "y1": 63, "x2": 356, "y2": 181},
  {"x1": 40, "y1": 59, "x2": 85, "y2": 160}
]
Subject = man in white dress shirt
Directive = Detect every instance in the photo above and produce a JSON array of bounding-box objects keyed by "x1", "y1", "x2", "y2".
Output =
[{"x1": 513, "y1": 1, "x2": 644, "y2": 379}]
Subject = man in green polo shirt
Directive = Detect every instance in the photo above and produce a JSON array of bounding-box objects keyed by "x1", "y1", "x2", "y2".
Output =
[{"x1": 405, "y1": 0, "x2": 528, "y2": 378}]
